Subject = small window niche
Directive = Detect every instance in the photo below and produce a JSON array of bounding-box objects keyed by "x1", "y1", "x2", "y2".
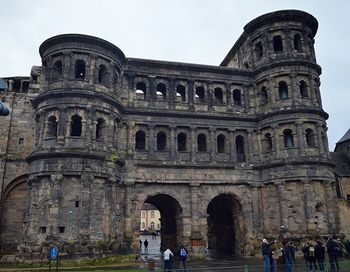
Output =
[
  {"x1": 156, "y1": 83, "x2": 167, "y2": 101},
  {"x1": 293, "y1": 34, "x2": 302, "y2": 52},
  {"x1": 59, "y1": 226, "x2": 65, "y2": 233},
  {"x1": 214, "y1": 88, "x2": 224, "y2": 105},
  {"x1": 75, "y1": 60, "x2": 86, "y2": 79},
  {"x1": 75, "y1": 201, "x2": 80, "y2": 208},
  {"x1": 136, "y1": 82, "x2": 147, "y2": 99},
  {"x1": 176, "y1": 85, "x2": 186, "y2": 102},
  {"x1": 254, "y1": 41, "x2": 263, "y2": 59},
  {"x1": 273, "y1": 35, "x2": 283, "y2": 52},
  {"x1": 18, "y1": 137, "x2": 24, "y2": 145},
  {"x1": 195, "y1": 86, "x2": 205, "y2": 103},
  {"x1": 39, "y1": 226, "x2": 46, "y2": 233}
]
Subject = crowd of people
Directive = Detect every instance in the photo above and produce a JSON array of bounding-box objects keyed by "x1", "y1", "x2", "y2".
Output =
[{"x1": 262, "y1": 235, "x2": 350, "y2": 272}]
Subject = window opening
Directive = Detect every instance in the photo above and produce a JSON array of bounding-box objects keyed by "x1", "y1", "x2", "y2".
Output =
[
  {"x1": 214, "y1": 88, "x2": 224, "y2": 105},
  {"x1": 75, "y1": 201, "x2": 80, "y2": 208},
  {"x1": 195, "y1": 86, "x2": 205, "y2": 103},
  {"x1": 156, "y1": 83, "x2": 167, "y2": 101},
  {"x1": 51, "y1": 61, "x2": 63, "y2": 80},
  {"x1": 260, "y1": 86, "x2": 268, "y2": 104},
  {"x1": 217, "y1": 134, "x2": 225, "y2": 153},
  {"x1": 278, "y1": 81, "x2": 288, "y2": 99},
  {"x1": 232, "y1": 89, "x2": 241, "y2": 106},
  {"x1": 263, "y1": 133, "x2": 273, "y2": 152},
  {"x1": 236, "y1": 136, "x2": 245, "y2": 162},
  {"x1": 305, "y1": 128, "x2": 315, "y2": 147},
  {"x1": 177, "y1": 132, "x2": 187, "y2": 152},
  {"x1": 157, "y1": 131, "x2": 167, "y2": 151},
  {"x1": 95, "y1": 118, "x2": 105, "y2": 140},
  {"x1": 294, "y1": 34, "x2": 302, "y2": 52},
  {"x1": 18, "y1": 138, "x2": 24, "y2": 145},
  {"x1": 98, "y1": 64, "x2": 109, "y2": 85},
  {"x1": 70, "y1": 114, "x2": 82, "y2": 136},
  {"x1": 176, "y1": 85, "x2": 186, "y2": 102},
  {"x1": 136, "y1": 82, "x2": 146, "y2": 99},
  {"x1": 47, "y1": 116, "x2": 58, "y2": 138},
  {"x1": 273, "y1": 35, "x2": 283, "y2": 52},
  {"x1": 255, "y1": 42, "x2": 263, "y2": 58},
  {"x1": 39, "y1": 227, "x2": 46, "y2": 233},
  {"x1": 75, "y1": 60, "x2": 86, "y2": 79},
  {"x1": 135, "y1": 130, "x2": 146, "y2": 150},
  {"x1": 283, "y1": 129, "x2": 294, "y2": 148},
  {"x1": 197, "y1": 133, "x2": 207, "y2": 152},
  {"x1": 300, "y1": 80, "x2": 308, "y2": 98},
  {"x1": 59, "y1": 227, "x2": 65, "y2": 233}
]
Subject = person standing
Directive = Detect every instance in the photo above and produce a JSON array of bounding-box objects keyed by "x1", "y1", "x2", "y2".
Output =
[
  {"x1": 144, "y1": 239, "x2": 149, "y2": 254},
  {"x1": 261, "y1": 238, "x2": 273, "y2": 272},
  {"x1": 327, "y1": 236, "x2": 340, "y2": 272},
  {"x1": 345, "y1": 239, "x2": 350, "y2": 257},
  {"x1": 281, "y1": 240, "x2": 293, "y2": 272},
  {"x1": 315, "y1": 240, "x2": 326, "y2": 271},
  {"x1": 179, "y1": 245, "x2": 188, "y2": 271},
  {"x1": 301, "y1": 243, "x2": 309, "y2": 267},
  {"x1": 163, "y1": 248, "x2": 174, "y2": 272},
  {"x1": 307, "y1": 241, "x2": 317, "y2": 272},
  {"x1": 139, "y1": 239, "x2": 143, "y2": 251}
]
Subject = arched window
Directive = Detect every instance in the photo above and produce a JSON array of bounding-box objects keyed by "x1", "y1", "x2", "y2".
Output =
[
  {"x1": 136, "y1": 82, "x2": 146, "y2": 99},
  {"x1": 142, "y1": 211, "x2": 146, "y2": 218},
  {"x1": 75, "y1": 60, "x2": 86, "y2": 79},
  {"x1": 299, "y1": 80, "x2": 308, "y2": 98},
  {"x1": 283, "y1": 129, "x2": 294, "y2": 148},
  {"x1": 177, "y1": 132, "x2": 187, "y2": 152},
  {"x1": 46, "y1": 116, "x2": 58, "y2": 138},
  {"x1": 259, "y1": 86, "x2": 268, "y2": 104},
  {"x1": 156, "y1": 83, "x2": 167, "y2": 101},
  {"x1": 305, "y1": 128, "x2": 315, "y2": 147},
  {"x1": 70, "y1": 114, "x2": 82, "y2": 136},
  {"x1": 157, "y1": 131, "x2": 167, "y2": 151},
  {"x1": 51, "y1": 61, "x2": 62, "y2": 80},
  {"x1": 232, "y1": 89, "x2": 241, "y2": 106},
  {"x1": 214, "y1": 88, "x2": 224, "y2": 105},
  {"x1": 293, "y1": 34, "x2": 302, "y2": 52},
  {"x1": 197, "y1": 133, "x2": 207, "y2": 152},
  {"x1": 135, "y1": 130, "x2": 146, "y2": 150},
  {"x1": 195, "y1": 86, "x2": 205, "y2": 103},
  {"x1": 95, "y1": 118, "x2": 105, "y2": 140},
  {"x1": 236, "y1": 136, "x2": 245, "y2": 162},
  {"x1": 273, "y1": 35, "x2": 283, "y2": 52},
  {"x1": 315, "y1": 203, "x2": 324, "y2": 213},
  {"x1": 254, "y1": 42, "x2": 263, "y2": 59},
  {"x1": 150, "y1": 222, "x2": 155, "y2": 230},
  {"x1": 176, "y1": 85, "x2": 186, "y2": 102},
  {"x1": 263, "y1": 133, "x2": 273, "y2": 152},
  {"x1": 142, "y1": 222, "x2": 146, "y2": 229},
  {"x1": 98, "y1": 64, "x2": 109, "y2": 85},
  {"x1": 278, "y1": 81, "x2": 288, "y2": 99},
  {"x1": 217, "y1": 134, "x2": 225, "y2": 153},
  {"x1": 150, "y1": 211, "x2": 155, "y2": 218}
]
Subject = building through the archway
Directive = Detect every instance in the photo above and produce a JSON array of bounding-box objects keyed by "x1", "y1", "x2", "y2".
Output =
[{"x1": 0, "y1": 10, "x2": 346, "y2": 259}]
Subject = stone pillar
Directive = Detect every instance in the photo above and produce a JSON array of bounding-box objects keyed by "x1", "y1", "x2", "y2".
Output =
[
  {"x1": 269, "y1": 77, "x2": 276, "y2": 104},
  {"x1": 323, "y1": 180, "x2": 338, "y2": 233},
  {"x1": 190, "y1": 183, "x2": 204, "y2": 252},
  {"x1": 296, "y1": 121, "x2": 305, "y2": 156},
  {"x1": 188, "y1": 80, "x2": 194, "y2": 110},
  {"x1": 316, "y1": 124, "x2": 325, "y2": 156},
  {"x1": 126, "y1": 122, "x2": 134, "y2": 158},
  {"x1": 190, "y1": 126, "x2": 196, "y2": 162},
  {"x1": 209, "y1": 127, "x2": 215, "y2": 161},
  {"x1": 272, "y1": 125, "x2": 280, "y2": 159},
  {"x1": 56, "y1": 109, "x2": 66, "y2": 146},
  {"x1": 276, "y1": 181, "x2": 287, "y2": 235},
  {"x1": 256, "y1": 130, "x2": 263, "y2": 161},
  {"x1": 229, "y1": 130, "x2": 235, "y2": 162},
  {"x1": 89, "y1": 54, "x2": 97, "y2": 85},
  {"x1": 242, "y1": 84, "x2": 249, "y2": 112},
  {"x1": 81, "y1": 172, "x2": 93, "y2": 241},
  {"x1": 48, "y1": 174, "x2": 63, "y2": 237},
  {"x1": 302, "y1": 180, "x2": 314, "y2": 233},
  {"x1": 308, "y1": 75, "x2": 317, "y2": 105},
  {"x1": 251, "y1": 184, "x2": 262, "y2": 232},
  {"x1": 290, "y1": 73, "x2": 299, "y2": 105},
  {"x1": 247, "y1": 129, "x2": 253, "y2": 162},
  {"x1": 169, "y1": 125, "x2": 176, "y2": 160},
  {"x1": 149, "y1": 125, "x2": 155, "y2": 159},
  {"x1": 169, "y1": 79, "x2": 175, "y2": 110},
  {"x1": 123, "y1": 182, "x2": 133, "y2": 243}
]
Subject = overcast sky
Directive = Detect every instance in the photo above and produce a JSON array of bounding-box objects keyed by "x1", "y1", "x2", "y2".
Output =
[{"x1": 1, "y1": 0, "x2": 349, "y2": 150}]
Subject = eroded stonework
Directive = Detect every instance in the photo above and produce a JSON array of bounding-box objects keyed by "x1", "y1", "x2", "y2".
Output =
[{"x1": 0, "y1": 10, "x2": 343, "y2": 259}]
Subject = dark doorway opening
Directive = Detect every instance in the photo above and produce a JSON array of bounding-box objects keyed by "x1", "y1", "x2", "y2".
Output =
[
  {"x1": 143, "y1": 194, "x2": 182, "y2": 252},
  {"x1": 207, "y1": 194, "x2": 242, "y2": 254}
]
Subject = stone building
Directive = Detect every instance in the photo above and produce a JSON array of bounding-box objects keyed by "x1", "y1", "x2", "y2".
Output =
[
  {"x1": 140, "y1": 203, "x2": 161, "y2": 231},
  {"x1": 0, "y1": 10, "x2": 341, "y2": 258}
]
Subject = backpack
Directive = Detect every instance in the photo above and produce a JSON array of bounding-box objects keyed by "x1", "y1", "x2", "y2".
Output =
[
  {"x1": 309, "y1": 246, "x2": 315, "y2": 257},
  {"x1": 180, "y1": 248, "x2": 187, "y2": 257}
]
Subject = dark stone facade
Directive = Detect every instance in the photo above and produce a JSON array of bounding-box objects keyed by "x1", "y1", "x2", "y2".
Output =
[{"x1": 0, "y1": 10, "x2": 339, "y2": 259}]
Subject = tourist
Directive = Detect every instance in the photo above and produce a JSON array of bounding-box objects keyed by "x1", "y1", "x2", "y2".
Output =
[
  {"x1": 179, "y1": 244, "x2": 188, "y2": 271},
  {"x1": 315, "y1": 240, "x2": 326, "y2": 271},
  {"x1": 289, "y1": 242, "x2": 296, "y2": 268},
  {"x1": 144, "y1": 239, "x2": 149, "y2": 254},
  {"x1": 327, "y1": 236, "x2": 340, "y2": 272},
  {"x1": 301, "y1": 243, "x2": 309, "y2": 267},
  {"x1": 345, "y1": 239, "x2": 350, "y2": 257},
  {"x1": 261, "y1": 238, "x2": 273, "y2": 272},
  {"x1": 139, "y1": 239, "x2": 142, "y2": 251},
  {"x1": 307, "y1": 241, "x2": 317, "y2": 272},
  {"x1": 281, "y1": 240, "x2": 293, "y2": 272},
  {"x1": 163, "y1": 247, "x2": 174, "y2": 272}
]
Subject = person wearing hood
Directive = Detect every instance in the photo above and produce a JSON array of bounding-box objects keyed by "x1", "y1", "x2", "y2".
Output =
[{"x1": 262, "y1": 238, "x2": 273, "y2": 272}]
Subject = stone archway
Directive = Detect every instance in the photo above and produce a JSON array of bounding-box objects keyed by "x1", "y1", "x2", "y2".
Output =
[
  {"x1": 144, "y1": 194, "x2": 183, "y2": 252},
  {"x1": 0, "y1": 177, "x2": 29, "y2": 253},
  {"x1": 207, "y1": 194, "x2": 243, "y2": 254}
]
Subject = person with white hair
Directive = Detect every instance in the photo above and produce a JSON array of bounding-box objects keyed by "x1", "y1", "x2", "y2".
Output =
[{"x1": 262, "y1": 238, "x2": 273, "y2": 272}]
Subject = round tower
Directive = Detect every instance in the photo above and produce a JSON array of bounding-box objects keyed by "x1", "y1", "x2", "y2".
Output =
[{"x1": 24, "y1": 34, "x2": 126, "y2": 255}]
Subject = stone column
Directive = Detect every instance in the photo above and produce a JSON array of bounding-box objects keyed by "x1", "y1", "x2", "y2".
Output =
[
  {"x1": 302, "y1": 179, "x2": 314, "y2": 233},
  {"x1": 89, "y1": 54, "x2": 97, "y2": 85},
  {"x1": 247, "y1": 129, "x2": 253, "y2": 162},
  {"x1": 308, "y1": 75, "x2": 317, "y2": 105},
  {"x1": 169, "y1": 79, "x2": 175, "y2": 110},
  {"x1": 242, "y1": 84, "x2": 249, "y2": 112},
  {"x1": 323, "y1": 180, "x2": 338, "y2": 233},
  {"x1": 49, "y1": 174, "x2": 63, "y2": 237},
  {"x1": 190, "y1": 126, "x2": 196, "y2": 162},
  {"x1": 126, "y1": 122, "x2": 134, "y2": 158},
  {"x1": 272, "y1": 125, "x2": 280, "y2": 159},
  {"x1": 81, "y1": 172, "x2": 93, "y2": 241},
  {"x1": 269, "y1": 77, "x2": 276, "y2": 104},
  {"x1": 149, "y1": 125, "x2": 155, "y2": 159},
  {"x1": 169, "y1": 125, "x2": 176, "y2": 160},
  {"x1": 190, "y1": 183, "x2": 204, "y2": 251},
  {"x1": 209, "y1": 127, "x2": 215, "y2": 161},
  {"x1": 290, "y1": 73, "x2": 299, "y2": 105},
  {"x1": 251, "y1": 184, "x2": 262, "y2": 232},
  {"x1": 296, "y1": 121, "x2": 305, "y2": 156},
  {"x1": 229, "y1": 130, "x2": 235, "y2": 162},
  {"x1": 123, "y1": 182, "x2": 133, "y2": 242},
  {"x1": 57, "y1": 109, "x2": 66, "y2": 146},
  {"x1": 316, "y1": 124, "x2": 325, "y2": 156},
  {"x1": 256, "y1": 130, "x2": 263, "y2": 161},
  {"x1": 188, "y1": 80, "x2": 194, "y2": 110},
  {"x1": 276, "y1": 181, "x2": 287, "y2": 235}
]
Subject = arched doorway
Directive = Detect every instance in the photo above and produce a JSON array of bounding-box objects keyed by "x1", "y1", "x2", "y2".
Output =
[
  {"x1": 0, "y1": 178, "x2": 29, "y2": 253},
  {"x1": 207, "y1": 194, "x2": 243, "y2": 254},
  {"x1": 143, "y1": 194, "x2": 182, "y2": 252}
]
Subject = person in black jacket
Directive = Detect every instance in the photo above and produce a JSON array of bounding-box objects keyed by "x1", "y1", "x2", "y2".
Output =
[
  {"x1": 261, "y1": 238, "x2": 273, "y2": 272},
  {"x1": 327, "y1": 236, "x2": 340, "y2": 272},
  {"x1": 315, "y1": 240, "x2": 326, "y2": 271}
]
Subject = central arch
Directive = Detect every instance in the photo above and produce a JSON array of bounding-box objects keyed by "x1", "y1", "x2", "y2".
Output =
[
  {"x1": 207, "y1": 194, "x2": 243, "y2": 254},
  {"x1": 144, "y1": 194, "x2": 183, "y2": 252}
]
